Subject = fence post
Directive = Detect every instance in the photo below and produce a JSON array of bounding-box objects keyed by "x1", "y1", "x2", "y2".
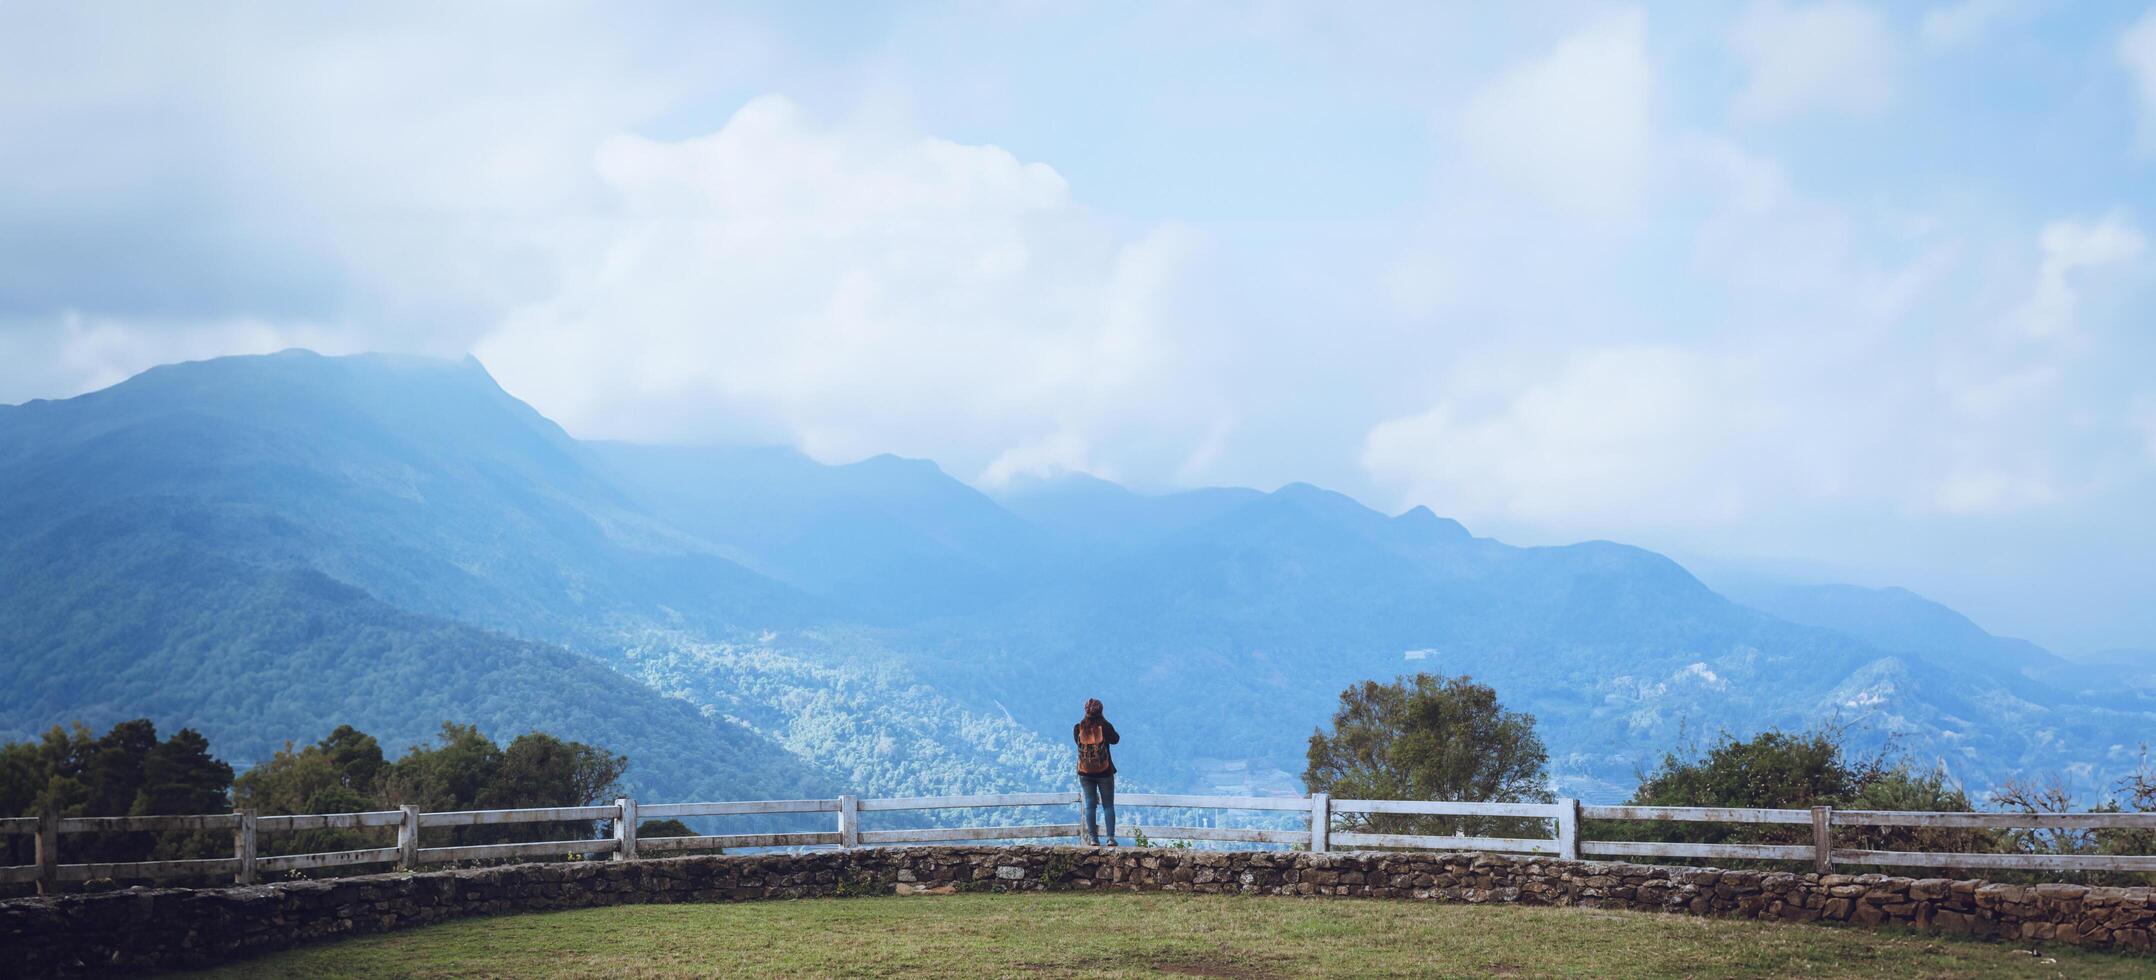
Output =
[
  {"x1": 1811, "y1": 805, "x2": 1833, "y2": 874},
  {"x1": 36, "y1": 805, "x2": 58, "y2": 896},
  {"x1": 1556, "y1": 798, "x2": 1579, "y2": 861},
  {"x1": 234, "y1": 809, "x2": 258, "y2": 885},
  {"x1": 397, "y1": 804, "x2": 420, "y2": 871},
  {"x1": 613, "y1": 797, "x2": 638, "y2": 862},
  {"x1": 837, "y1": 795, "x2": 859, "y2": 849},
  {"x1": 1308, "y1": 793, "x2": 1330, "y2": 853}
]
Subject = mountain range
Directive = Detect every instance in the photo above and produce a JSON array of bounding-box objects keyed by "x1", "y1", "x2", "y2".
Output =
[{"x1": 3, "y1": 350, "x2": 2150, "y2": 806}]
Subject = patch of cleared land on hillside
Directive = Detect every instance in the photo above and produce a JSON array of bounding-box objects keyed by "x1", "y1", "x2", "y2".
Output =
[{"x1": 190, "y1": 892, "x2": 2142, "y2": 978}]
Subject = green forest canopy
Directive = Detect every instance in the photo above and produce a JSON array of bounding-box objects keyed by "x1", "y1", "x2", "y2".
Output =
[{"x1": 3, "y1": 719, "x2": 629, "y2": 867}]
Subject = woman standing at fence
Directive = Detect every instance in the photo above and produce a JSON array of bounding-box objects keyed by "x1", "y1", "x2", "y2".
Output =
[{"x1": 1075, "y1": 698, "x2": 1120, "y2": 846}]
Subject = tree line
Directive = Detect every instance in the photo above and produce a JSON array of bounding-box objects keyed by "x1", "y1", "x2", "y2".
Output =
[
  {"x1": 1302, "y1": 672, "x2": 2156, "y2": 883},
  {"x1": 1, "y1": 719, "x2": 635, "y2": 878}
]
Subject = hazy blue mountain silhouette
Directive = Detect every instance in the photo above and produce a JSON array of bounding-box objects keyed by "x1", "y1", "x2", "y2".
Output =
[
  {"x1": 1725, "y1": 581, "x2": 2154, "y2": 696},
  {"x1": 0, "y1": 350, "x2": 810, "y2": 644},
  {"x1": 5, "y1": 350, "x2": 2149, "y2": 802},
  {"x1": 2071, "y1": 649, "x2": 2156, "y2": 691},
  {"x1": 920, "y1": 479, "x2": 2088, "y2": 796},
  {"x1": 1722, "y1": 582, "x2": 2067, "y2": 679},
  {"x1": 589, "y1": 441, "x2": 1050, "y2": 620},
  {"x1": 992, "y1": 471, "x2": 1264, "y2": 555}
]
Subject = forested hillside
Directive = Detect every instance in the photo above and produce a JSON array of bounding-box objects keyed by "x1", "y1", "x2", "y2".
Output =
[
  {"x1": 0, "y1": 526, "x2": 828, "y2": 802},
  {"x1": 615, "y1": 629, "x2": 1069, "y2": 798}
]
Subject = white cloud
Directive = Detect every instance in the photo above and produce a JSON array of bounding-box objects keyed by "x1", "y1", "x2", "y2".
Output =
[
  {"x1": 1680, "y1": 136, "x2": 1868, "y2": 297},
  {"x1": 2017, "y1": 214, "x2": 2145, "y2": 340},
  {"x1": 1932, "y1": 467, "x2": 2057, "y2": 515},
  {"x1": 1920, "y1": 0, "x2": 2032, "y2": 49},
  {"x1": 2122, "y1": 8, "x2": 2156, "y2": 154},
  {"x1": 1924, "y1": 215, "x2": 2149, "y2": 514},
  {"x1": 0, "y1": 4, "x2": 765, "y2": 356},
  {"x1": 1730, "y1": 1, "x2": 1897, "y2": 121},
  {"x1": 473, "y1": 96, "x2": 1217, "y2": 484},
  {"x1": 1355, "y1": 319, "x2": 2099, "y2": 534},
  {"x1": 2135, "y1": 395, "x2": 2156, "y2": 461},
  {"x1": 0, "y1": 312, "x2": 354, "y2": 404},
  {"x1": 1367, "y1": 140, "x2": 2148, "y2": 534},
  {"x1": 1382, "y1": 250, "x2": 1456, "y2": 318},
  {"x1": 1360, "y1": 347, "x2": 1783, "y2": 529},
  {"x1": 1458, "y1": 9, "x2": 1654, "y2": 218}
]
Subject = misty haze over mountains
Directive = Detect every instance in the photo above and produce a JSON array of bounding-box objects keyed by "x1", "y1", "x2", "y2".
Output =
[{"x1": 4, "y1": 350, "x2": 2152, "y2": 805}]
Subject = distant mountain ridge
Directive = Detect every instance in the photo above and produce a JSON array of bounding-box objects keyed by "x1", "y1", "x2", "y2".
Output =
[
  {"x1": 588, "y1": 440, "x2": 1049, "y2": 621},
  {"x1": 1721, "y1": 582, "x2": 2062, "y2": 678},
  {"x1": 0, "y1": 350, "x2": 811, "y2": 642},
  {"x1": 1720, "y1": 581, "x2": 2155, "y2": 698},
  {"x1": 4, "y1": 350, "x2": 2149, "y2": 804}
]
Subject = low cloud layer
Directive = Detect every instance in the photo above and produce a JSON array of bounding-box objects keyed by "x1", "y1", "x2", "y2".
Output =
[
  {"x1": 2124, "y1": 8, "x2": 2156, "y2": 155},
  {"x1": 474, "y1": 96, "x2": 1213, "y2": 484},
  {"x1": 1731, "y1": 0, "x2": 1898, "y2": 121}
]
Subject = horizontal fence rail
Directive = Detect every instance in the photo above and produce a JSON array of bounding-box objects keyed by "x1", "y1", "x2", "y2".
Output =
[
  {"x1": 415, "y1": 839, "x2": 618, "y2": 864},
  {"x1": 639, "y1": 799, "x2": 839, "y2": 819},
  {"x1": 1338, "y1": 799, "x2": 1567, "y2": 819},
  {"x1": 1116, "y1": 793, "x2": 1314, "y2": 812},
  {"x1": 7, "y1": 794, "x2": 2153, "y2": 894},
  {"x1": 1580, "y1": 805, "x2": 1814, "y2": 825},
  {"x1": 256, "y1": 811, "x2": 404, "y2": 832},
  {"x1": 257, "y1": 846, "x2": 403, "y2": 874},
  {"x1": 418, "y1": 805, "x2": 618, "y2": 829},
  {"x1": 56, "y1": 814, "x2": 243, "y2": 833},
  {"x1": 1833, "y1": 810, "x2": 2156, "y2": 830},
  {"x1": 857, "y1": 793, "x2": 1076, "y2": 812}
]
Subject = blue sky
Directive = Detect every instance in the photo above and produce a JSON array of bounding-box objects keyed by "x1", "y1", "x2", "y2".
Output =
[{"x1": 2, "y1": 1, "x2": 2153, "y2": 656}]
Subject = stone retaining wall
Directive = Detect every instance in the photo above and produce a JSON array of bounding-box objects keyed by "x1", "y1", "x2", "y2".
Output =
[{"x1": 4, "y1": 846, "x2": 2151, "y2": 974}]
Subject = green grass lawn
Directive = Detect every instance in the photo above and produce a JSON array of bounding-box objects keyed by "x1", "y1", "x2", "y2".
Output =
[{"x1": 193, "y1": 892, "x2": 2142, "y2": 979}]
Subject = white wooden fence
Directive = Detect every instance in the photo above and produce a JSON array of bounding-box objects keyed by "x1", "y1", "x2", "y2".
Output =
[{"x1": 8, "y1": 794, "x2": 2154, "y2": 895}]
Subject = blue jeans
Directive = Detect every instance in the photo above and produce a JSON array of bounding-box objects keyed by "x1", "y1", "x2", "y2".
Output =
[{"x1": 1080, "y1": 773, "x2": 1115, "y2": 841}]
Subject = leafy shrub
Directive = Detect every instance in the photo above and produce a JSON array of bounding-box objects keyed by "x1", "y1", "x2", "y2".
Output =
[{"x1": 1304, "y1": 674, "x2": 1550, "y2": 839}]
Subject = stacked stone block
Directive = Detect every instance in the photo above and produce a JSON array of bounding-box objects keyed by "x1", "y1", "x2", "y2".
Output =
[{"x1": 4, "y1": 847, "x2": 2149, "y2": 974}]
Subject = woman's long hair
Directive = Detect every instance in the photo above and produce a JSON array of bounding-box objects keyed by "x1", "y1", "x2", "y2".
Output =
[
  {"x1": 1078, "y1": 702, "x2": 1112, "y2": 740},
  {"x1": 1078, "y1": 698, "x2": 1106, "y2": 743}
]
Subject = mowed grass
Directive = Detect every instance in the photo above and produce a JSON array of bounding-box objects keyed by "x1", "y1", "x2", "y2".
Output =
[{"x1": 193, "y1": 891, "x2": 2144, "y2": 979}]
